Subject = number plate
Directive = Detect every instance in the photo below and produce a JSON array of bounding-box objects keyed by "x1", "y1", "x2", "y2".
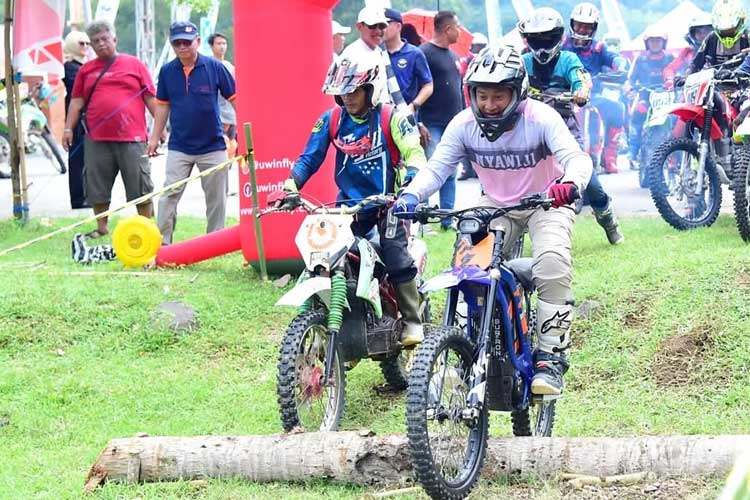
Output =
[{"x1": 601, "y1": 87, "x2": 621, "y2": 101}]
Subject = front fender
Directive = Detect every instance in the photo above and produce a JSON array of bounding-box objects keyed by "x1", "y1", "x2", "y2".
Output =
[
  {"x1": 670, "y1": 104, "x2": 723, "y2": 139},
  {"x1": 276, "y1": 276, "x2": 331, "y2": 307},
  {"x1": 420, "y1": 267, "x2": 491, "y2": 293}
]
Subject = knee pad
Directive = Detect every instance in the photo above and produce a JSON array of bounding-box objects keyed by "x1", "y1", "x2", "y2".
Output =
[{"x1": 532, "y1": 250, "x2": 573, "y2": 304}]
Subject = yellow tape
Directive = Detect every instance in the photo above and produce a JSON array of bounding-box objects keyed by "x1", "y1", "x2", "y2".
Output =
[{"x1": 0, "y1": 154, "x2": 245, "y2": 257}]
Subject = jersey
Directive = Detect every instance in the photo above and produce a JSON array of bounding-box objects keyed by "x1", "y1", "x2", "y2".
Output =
[
  {"x1": 663, "y1": 46, "x2": 695, "y2": 81},
  {"x1": 629, "y1": 52, "x2": 674, "y2": 88},
  {"x1": 690, "y1": 31, "x2": 750, "y2": 73},
  {"x1": 562, "y1": 37, "x2": 626, "y2": 76},
  {"x1": 291, "y1": 105, "x2": 426, "y2": 208},
  {"x1": 403, "y1": 100, "x2": 592, "y2": 207},
  {"x1": 522, "y1": 51, "x2": 588, "y2": 93}
]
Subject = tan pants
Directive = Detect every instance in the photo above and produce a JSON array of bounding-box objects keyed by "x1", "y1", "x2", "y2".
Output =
[{"x1": 157, "y1": 149, "x2": 228, "y2": 245}]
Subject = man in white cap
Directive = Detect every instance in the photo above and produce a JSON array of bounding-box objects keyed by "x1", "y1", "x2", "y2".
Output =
[{"x1": 332, "y1": 20, "x2": 350, "y2": 61}]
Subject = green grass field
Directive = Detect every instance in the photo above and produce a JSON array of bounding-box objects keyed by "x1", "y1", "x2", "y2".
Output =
[{"x1": 0, "y1": 213, "x2": 746, "y2": 499}]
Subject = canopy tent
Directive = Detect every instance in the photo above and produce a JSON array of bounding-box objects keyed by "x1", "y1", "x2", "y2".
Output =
[{"x1": 624, "y1": 0, "x2": 710, "y2": 51}]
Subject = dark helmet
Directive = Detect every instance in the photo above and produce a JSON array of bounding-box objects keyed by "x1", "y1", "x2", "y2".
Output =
[
  {"x1": 464, "y1": 46, "x2": 529, "y2": 141},
  {"x1": 518, "y1": 7, "x2": 565, "y2": 65}
]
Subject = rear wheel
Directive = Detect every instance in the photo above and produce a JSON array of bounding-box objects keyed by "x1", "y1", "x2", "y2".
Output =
[
  {"x1": 40, "y1": 129, "x2": 67, "y2": 174},
  {"x1": 277, "y1": 310, "x2": 345, "y2": 432},
  {"x1": 732, "y1": 145, "x2": 750, "y2": 242},
  {"x1": 648, "y1": 137, "x2": 721, "y2": 230},
  {"x1": 407, "y1": 326, "x2": 488, "y2": 500}
]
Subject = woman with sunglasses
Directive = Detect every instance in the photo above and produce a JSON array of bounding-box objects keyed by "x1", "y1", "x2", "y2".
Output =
[
  {"x1": 62, "y1": 30, "x2": 91, "y2": 209},
  {"x1": 272, "y1": 50, "x2": 428, "y2": 346}
]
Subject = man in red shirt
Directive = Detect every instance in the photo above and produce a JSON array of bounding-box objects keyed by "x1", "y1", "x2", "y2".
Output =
[{"x1": 63, "y1": 20, "x2": 157, "y2": 239}]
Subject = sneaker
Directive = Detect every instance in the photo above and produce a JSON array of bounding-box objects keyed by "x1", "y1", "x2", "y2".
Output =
[
  {"x1": 531, "y1": 352, "x2": 569, "y2": 396},
  {"x1": 71, "y1": 233, "x2": 91, "y2": 264}
]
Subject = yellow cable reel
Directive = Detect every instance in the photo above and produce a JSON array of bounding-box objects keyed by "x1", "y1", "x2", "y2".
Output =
[{"x1": 112, "y1": 216, "x2": 162, "y2": 268}]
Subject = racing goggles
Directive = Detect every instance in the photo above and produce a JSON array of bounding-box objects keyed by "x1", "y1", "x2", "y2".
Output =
[
  {"x1": 332, "y1": 134, "x2": 373, "y2": 157},
  {"x1": 526, "y1": 34, "x2": 562, "y2": 51}
]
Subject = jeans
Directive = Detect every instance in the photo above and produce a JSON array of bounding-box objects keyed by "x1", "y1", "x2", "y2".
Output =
[
  {"x1": 585, "y1": 169, "x2": 609, "y2": 211},
  {"x1": 424, "y1": 124, "x2": 456, "y2": 228}
]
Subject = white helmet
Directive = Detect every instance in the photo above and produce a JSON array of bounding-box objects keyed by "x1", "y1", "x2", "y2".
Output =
[
  {"x1": 642, "y1": 25, "x2": 668, "y2": 51},
  {"x1": 322, "y1": 51, "x2": 385, "y2": 108},
  {"x1": 686, "y1": 12, "x2": 713, "y2": 48},
  {"x1": 570, "y1": 2, "x2": 600, "y2": 48},
  {"x1": 712, "y1": 0, "x2": 746, "y2": 49},
  {"x1": 518, "y1": 7, "x2": 565, "y2": 65}
]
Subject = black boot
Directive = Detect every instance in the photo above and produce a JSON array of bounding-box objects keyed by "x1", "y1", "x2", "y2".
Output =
[
  {"x1": 531, "y1": 351, "x2": 570, "y2": 396},
  {"x1": 593, "y1": 198, "x2": 624, "y2": 245},
  {"x1": 395, "y1": 279, "x2": 424, "y2": 346}
]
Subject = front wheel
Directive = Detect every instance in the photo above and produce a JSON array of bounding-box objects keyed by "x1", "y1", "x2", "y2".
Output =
[
  {"x1": 732, "y1": 145, "x2": 750, "y2": 242},
  {"x1": 407, "y1": 325, "x2": 488, "y2": 500},
  {"x1": 380, "y1": 296, "x2": 432, "y2": 390},
  {"x1": 648, "y1": 137, "x2": 721, "y2": 230},
  {"x1": 40, "y1": 129, "x2": 67, "y2": 174},
  {"x1": 277, "y1": 310, "x2": 345, "y2": 432}
]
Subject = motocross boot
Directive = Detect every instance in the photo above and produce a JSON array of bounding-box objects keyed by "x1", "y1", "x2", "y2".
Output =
[
  {"x1": 602, "y1": 127, "x2": 623, "y2": 174},
  {"x1": 532, "y1": 300, "x2": 573, "y2": 396},
  {"x1": 395, "y1": 279, "x2": 424, "y2": 346},
  {"x1": 714, "y1": 137, "x2": 733, "y2": 184},
  {"x1": 593, "y1": 197, "x2": 624, "y2": 245}
]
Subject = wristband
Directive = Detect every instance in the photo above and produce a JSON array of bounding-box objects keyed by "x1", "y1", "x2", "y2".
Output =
[{"x1": 64, "y1": 128, "x2": 72, "y2": 132}]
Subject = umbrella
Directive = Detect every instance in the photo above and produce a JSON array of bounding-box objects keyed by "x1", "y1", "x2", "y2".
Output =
[{"x1": 401, "y1": 8, "x2": 473, "y2": 57}]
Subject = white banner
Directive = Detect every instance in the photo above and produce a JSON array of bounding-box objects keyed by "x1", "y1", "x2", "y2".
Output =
[{"x1": 93, "y1": 0, "x2": 120, "y2": 24}]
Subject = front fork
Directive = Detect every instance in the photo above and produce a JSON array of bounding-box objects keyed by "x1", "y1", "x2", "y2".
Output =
[
  {"x1": 695, "y1": 92, "x2": 715, "y2": 195},
  {"x1": 324, "y1": 269, "x2": 347, "y2": 385}
]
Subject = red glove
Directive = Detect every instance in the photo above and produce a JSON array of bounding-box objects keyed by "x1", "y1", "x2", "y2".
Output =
[
  {"x1": 548, "y1": 182, "x2": 579, "y2": 208},
  {"x1": 267, "y1": 190, "x2": 288, "y2": 207}
]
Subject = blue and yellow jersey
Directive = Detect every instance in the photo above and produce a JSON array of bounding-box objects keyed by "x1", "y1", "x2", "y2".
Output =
[{"x1": 291, "y1": 106, "x2": 426, "y2": 208}]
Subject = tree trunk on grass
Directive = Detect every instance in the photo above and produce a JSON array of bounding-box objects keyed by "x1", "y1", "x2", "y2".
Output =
[{"x1": 85, "y1": 432, "x2": 750, "y2": 491}]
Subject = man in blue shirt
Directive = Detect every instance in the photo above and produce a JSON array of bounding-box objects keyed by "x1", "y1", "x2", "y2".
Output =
[
  {"x1": 147, "y1": 21, "x2": 236, "y2": 245},
  {"x1": 383, "y1": 8, "x2": 433, "y2": 116}
]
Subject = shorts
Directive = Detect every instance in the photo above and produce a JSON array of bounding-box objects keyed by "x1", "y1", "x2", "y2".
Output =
[{"x1": 83, "y1": 139, "x2": 154, "y2": 204}]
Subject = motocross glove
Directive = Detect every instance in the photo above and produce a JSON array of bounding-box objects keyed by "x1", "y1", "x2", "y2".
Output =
[
  {"x1": 392, "y1": 193, "x2": 419, "y2": 219},
  {"x1": 716, "y1": 69, "x2": 734, "y2": 81},
  {"x1": 267, "y1": 178, "x2": 298, "y2": 207},
  {"x1": 548, "y1": 182, "x2": 580, "y2": 208}
]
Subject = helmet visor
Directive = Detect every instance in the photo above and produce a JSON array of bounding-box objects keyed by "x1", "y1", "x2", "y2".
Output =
[{"x1": 526, "y1": 33, "x2": 562, "y2": 51}]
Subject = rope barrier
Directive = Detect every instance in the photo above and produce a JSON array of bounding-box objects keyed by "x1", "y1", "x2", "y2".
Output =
[{"x1": 0, "y1": 153, "x2": 246, "y2": 257}]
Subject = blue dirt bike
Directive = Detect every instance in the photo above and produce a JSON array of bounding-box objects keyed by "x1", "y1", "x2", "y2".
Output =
[{"x1": 398, "y1": 193, "x2": 561, "y2": 500}]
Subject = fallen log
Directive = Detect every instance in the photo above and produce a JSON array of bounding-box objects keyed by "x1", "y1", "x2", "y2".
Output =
[{"x1": 85, "y1": 432, "x2": 750, "y2": 491}]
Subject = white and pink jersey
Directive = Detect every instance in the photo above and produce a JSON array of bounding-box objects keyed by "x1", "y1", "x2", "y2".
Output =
[{"x1": 405, "y1": 99, "x2": 592, "y2": 206}]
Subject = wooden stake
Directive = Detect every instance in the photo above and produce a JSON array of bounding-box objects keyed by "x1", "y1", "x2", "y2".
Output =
[{"x1": 243, "y1": 122, "x2": 268, "y2": 281}]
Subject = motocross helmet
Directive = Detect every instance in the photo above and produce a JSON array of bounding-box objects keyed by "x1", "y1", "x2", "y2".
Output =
[
  {"x1": 464, "y1": 45, "x2": 529, "y2": 141},
  {"x1": 570, "y1": 2, "x2": 600, "y2": 49},
  {"x1": 322, "y1": 50, "x2": 385, "y2": 108},
  {"x1": 518, "y1": 7, "x2": 565, "y2": 65},
  {"x1": 712, "y1": 0, "x2": 746, "y2": 49},
  {"x1": 471, "y1": 32, "x2": 489, "y2": 54},
  {"x1": 686, "y1": 13, "x2": 713, "y2": 49},
  {"x1": 642, "y1": 25, "x2": 668, "y2": 52}
]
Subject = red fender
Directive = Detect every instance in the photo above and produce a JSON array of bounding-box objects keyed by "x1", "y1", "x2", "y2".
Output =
[{"x1": 669, "y1": 104, "x2": 723, "y2": 139}]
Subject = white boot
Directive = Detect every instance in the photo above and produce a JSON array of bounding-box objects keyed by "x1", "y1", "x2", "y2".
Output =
[{"x1": 532, "y1": 300, "x2": 573, "y2": 395}]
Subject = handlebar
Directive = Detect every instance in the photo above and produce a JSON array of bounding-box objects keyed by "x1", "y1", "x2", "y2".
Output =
[
  {"x1": 259, "y1": 193, "x2": 393, "y2": 217},
  {"x1": 528, "y1": 91, "x2": 587, "y2": 107},
  {"x1": 395, "y1": 192, "x2": 555, "y2": 225}
]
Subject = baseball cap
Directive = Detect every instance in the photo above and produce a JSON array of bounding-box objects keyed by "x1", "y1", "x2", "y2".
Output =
[
  {"x1": 170, "y1": 21, "x2": 199, "y2": 42},
  {"x1": 384, "y1": 8, "x2": 403, "y2": 24},
  {"x1": 332, "y1": 20, "x2": 351, "y2": 35},
  {"x1": 357, "y1": 6, "x2": 388, "y2": 26}
]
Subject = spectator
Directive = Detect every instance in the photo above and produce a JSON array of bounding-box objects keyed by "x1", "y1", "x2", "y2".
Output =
[
  {"x1": 419, "y1": 11, "x2": 464, "y2": 230},
  {"x1": 63, "y1": 20, "x2": 157, "y2": 239},
  {"x1": 332, "y1": 20, "x2": 351, "y2": 61},
  {"x1": 62, "y1": 30, "x2": 91, "y2": 209},
  {"x1": 401, "y1": 23, "x2": 424, "y2": 47},
  {"x1": 147, "y1": 21, "x2": 236, "y2": 245},
  {"x1": 208, "y1": 32, "x2": 237, "y2": 161},
  {"x1": 383, "y1": 8, "x2": 433, "y2": 117}
]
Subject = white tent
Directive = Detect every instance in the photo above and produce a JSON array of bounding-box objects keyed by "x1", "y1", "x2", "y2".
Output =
[{"x1": 625, "y1": 0, "x2": 710, "y2": 51}]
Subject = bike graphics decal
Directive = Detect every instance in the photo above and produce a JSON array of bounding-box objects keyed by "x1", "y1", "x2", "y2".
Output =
[
  {"x1": 452, "y1": 234, "x2": 494, "y2": 269},
  {"x1": 306, "y1": 218, "x2": 339, "y2": 250},
  {"x1": 540, "y1": 310, "x2": 572, "y2": 335}
]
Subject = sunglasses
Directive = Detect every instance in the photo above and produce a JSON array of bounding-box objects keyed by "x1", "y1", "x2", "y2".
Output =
[
  {"x1": 78, "y1": 41, "x2": 90, "y2": 46},
  {"x1": 171, "y1": 39, "x2": 194, "y2": 47},
  {"x1": 365, "y1": 23, "x2": 387, "y2": 30}
]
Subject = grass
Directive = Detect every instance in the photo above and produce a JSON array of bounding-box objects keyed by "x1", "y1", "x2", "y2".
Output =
[{"x1": 0, "y1": 212, "x2": 746, "y2": 499}]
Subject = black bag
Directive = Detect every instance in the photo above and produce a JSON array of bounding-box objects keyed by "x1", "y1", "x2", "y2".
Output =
[{"x1": 79, "y1": 56, "x2": 117, "y2": 135}]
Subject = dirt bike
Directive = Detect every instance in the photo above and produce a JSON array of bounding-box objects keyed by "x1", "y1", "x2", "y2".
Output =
[
  {"x1": 398, "y1": 193, "x2": 561, "y2": 500},
  {"x1": 729, "y1": 103, "x2": 750, "y2": 242},
  {"x1": 633, "y1": 84, "x2": 675, "y2": 189},
  {"x1": 648, "y1": 51, "x2": 748, "y2": 230},
  {"x1": 264, "y1": 193, "x2": 430, "y2": 432},
  {"x1": 0, "y1": 82, "x2": 67, "y2": 177},
  {"x1": 583, "y1": 71, "x2": 628, "y2": 173}
]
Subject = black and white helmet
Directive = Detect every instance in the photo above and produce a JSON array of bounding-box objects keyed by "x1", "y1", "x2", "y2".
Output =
[
  {"x1": 518, "y1": 7, "x2": 565, "y2": 65},
  {"x1": 464, "y1": 46, "x2": 529, "y2": 141},
  {"x1": 570, "y1": 2, "x2": 600, "y2": 48}
]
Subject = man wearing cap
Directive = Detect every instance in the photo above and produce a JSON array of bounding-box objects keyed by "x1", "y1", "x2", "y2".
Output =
[
  {"x1": 63, "y1": 19, "x2": 157, "y2": 240},
  {"x1": 332, "y1": 20, "x2": 350, "y2": 61},
  {"x1": 146, "y1": 21, "x2": 237, "y2": 245},
  {"x1": 383, "y1": 8, "x2": 433, "y2": 117}
]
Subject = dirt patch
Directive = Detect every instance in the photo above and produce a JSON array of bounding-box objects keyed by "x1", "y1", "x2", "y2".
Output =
[
  {"x1": 651, "y1": 323, "x2": 715, "y2": 387},
  {"x1": 734, "y1": 268, "x2": 750, "y2": 289},
  {"x1": 622, "y1": 292, "x2": 653, "y2": 330}
]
